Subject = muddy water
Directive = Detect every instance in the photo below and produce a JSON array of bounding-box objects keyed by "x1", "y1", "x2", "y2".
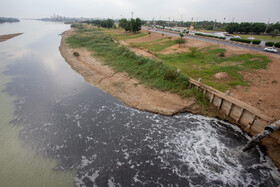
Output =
[{"x1": 0, "y1": 20, "x2": 279, "y2": 186}]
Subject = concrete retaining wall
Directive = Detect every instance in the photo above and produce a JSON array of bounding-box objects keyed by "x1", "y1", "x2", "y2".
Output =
[{"x1": 189, "y1": 78, "x2": 280, "y2": 141}]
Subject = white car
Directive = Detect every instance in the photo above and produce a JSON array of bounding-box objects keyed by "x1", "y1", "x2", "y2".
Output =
[
  {"x1": 233, "y1": 36, "x2": 241, "y2": 39},
  {"x1": 264, "y1": 47, "x2": 278, "y2": 53},
  {"x1": 248, "y1": 37, "x2": 255, "y2": 40}
]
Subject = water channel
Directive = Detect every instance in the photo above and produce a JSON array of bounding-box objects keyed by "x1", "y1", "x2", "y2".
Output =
[{"x1": 0, "y1": 20, "x2": 279, "y2": 186}]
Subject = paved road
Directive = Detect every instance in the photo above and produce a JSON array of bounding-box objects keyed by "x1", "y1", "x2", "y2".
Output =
[{"x1": 143, "y1": 27, "x2": 280, "y2": 55}]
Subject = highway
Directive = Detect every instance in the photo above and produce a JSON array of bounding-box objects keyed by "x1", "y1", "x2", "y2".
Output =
[{"x1": 142, "y1": 27, "x2": 280, "y2": 55}]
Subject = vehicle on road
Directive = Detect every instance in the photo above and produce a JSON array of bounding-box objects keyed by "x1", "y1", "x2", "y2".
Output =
[
  {"x1": 264, "y1": 47, "x2": 278, "y2": 53},
  {"x1": 233, "y1": 36, "x2": 241, "y2": 39},
  {"x1": 248, "y1": 37, "x2": 255, "y2": 40}
]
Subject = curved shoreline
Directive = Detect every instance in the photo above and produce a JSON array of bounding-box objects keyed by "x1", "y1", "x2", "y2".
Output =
[
  {"x1": 59, "y1": 29, "x2": 202, "y2": 116},
  {"x1": 59, "y1": 28, "x2": 280, "y2": 169},
  {"x1": 0, "y1": 33, "x2": 23, "y2": 42}
]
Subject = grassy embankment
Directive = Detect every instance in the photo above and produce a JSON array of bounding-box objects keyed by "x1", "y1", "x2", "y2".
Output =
[
  {"x1": 157, "y1": 48, "x2": 270, "y2": 91},
  {"x1": 108, "y1": 29, "x2": 270, "y2": 92},
  {"x1": 67, "y1": 24, "x2": 270, "y2": 108},
  {"x1": 130, "y1": 38, "x2": 177, "y2": 52},
  {"x1": 66, "y1": 24, "x2": 210, "y2": 106}
]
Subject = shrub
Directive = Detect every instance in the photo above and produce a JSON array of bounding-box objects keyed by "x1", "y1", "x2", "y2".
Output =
[
  {"x1": 73, "y1": 51, "x2": 80, "y2": 56},
  {"x1": 265, "y1": 41, "x2": 275, "y2": 47},
  {"x1": 252, "y1": 39, "x2": 261, "y2": 45},
  {"x1": 189, "y1": 47, "x2": 199, "y2": 57},
  {"x1": 230, "y1": 38, "x2": 251, "y2": 43},
  {"x1": 175, "y1": 38, "x2": 186, "y2": 46},
  {"x1": 274, "y1": 42, "x2": 280, "y2": 48},
  {"x1": 219, "y1": 51, "x2": 225, "y2": 57}
]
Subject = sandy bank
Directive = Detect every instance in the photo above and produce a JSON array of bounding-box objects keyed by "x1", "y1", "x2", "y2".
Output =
[
  {"x1": 0, "y1": 33, "x2": 23, "y2": 42},
  {"x1": 59, "y1": 29, "x2": 201, "y2": 116}
]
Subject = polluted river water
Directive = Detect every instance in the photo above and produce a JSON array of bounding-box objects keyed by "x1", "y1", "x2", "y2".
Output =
[{"x1": 0, "y1": 20, "x2": 280, "y2": 186}]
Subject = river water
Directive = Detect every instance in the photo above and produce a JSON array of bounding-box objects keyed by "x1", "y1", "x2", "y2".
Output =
[{"x1": 0, "y1": 20, "x2": 279, "y2": 186}]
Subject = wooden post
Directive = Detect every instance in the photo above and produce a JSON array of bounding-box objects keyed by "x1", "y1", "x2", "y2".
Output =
[
  {"x1": 218, "y1": 98, "x2": 223, "y2": 110},
  {"x1": 237, "y1": 108, "x2": 244, "y2": 123},
  {"x1": 227, "y1": 103, "x2": 233, "y2": 116},
  {"x1": 249, "y1": 115, "x2": 256, "y2": 128},
  {"x1": 210, "y1": 94, "x2": 215, "y2": 103}
]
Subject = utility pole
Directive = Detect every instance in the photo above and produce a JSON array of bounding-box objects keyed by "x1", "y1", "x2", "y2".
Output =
[
  {"x1": 213, "y1": 19, "x2": 216, "y2": 31},
  {"x1": 231, "y1": 17, "x2": 235, "y2": 23},
  {"x1": 131, "y1": 11, "x2": 134, "y2": 19},
  {"x1": 265, "y1": 18, "x2": 270, "y2": 34}
]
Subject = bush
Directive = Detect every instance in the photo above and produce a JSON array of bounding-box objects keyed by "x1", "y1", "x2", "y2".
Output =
[
  {"x1": 175, "y1": 38, "x2": 186, "y2": 46},
  {"x1": 252, "y1": 39, "x2": 261, "y2": 45},
  {"x1": 189, "y1": 47, "x2": 199, "y2": 57},
  {"x1": 73, "y1": 51, "x2": 80, "y2": 56},
  {"x1": 219, "y1": 51, "x2": 225, "y2": 57},
  {"x1": 265, "y1": 41, "x2": 275, "y2": 47},
  {"x1": 230, "y1": 38, "x2": 251, "y2": 43},
  {"x1": 274, "y1": 42, "x2": 280, "y2": 48}
]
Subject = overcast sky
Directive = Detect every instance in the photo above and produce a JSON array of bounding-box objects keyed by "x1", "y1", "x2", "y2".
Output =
[{"x1": 1, "y1": 0, "x2": 279, "y2": 23}]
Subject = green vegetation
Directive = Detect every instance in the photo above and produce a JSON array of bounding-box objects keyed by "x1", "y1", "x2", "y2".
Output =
[
  {"x1": 175, "y1": 38, "x2": 186, "y2": 47},
  {"x1": 83, "y1": 19, "x2": 115, "y2": 29},
  {"x1": 108, "y1": 31, "x2": 147, "y2": 41},
  {"x1": 195, "y1": 33, "x2": 226, "y2": 40},
  {"x1": 275, "y1": 42, "x2": 280, "y2": 48},
  {"x1": 156, "y1": 48, "x2": 270, "y2": 92},
  {"x1": 230, "y1": 37, "x2": 252, "y2": 43},
  {"x1": 66, "y1": 25, "x2": 190, "y2": 96},
  {"x1": 265, "y1": 41, "x2": 275, "y2": 47},
  {"x1": 73, "y1": 51, "x2": 80, "y2": 56},
  {"x1": 0, "y1": 17, "x2": 19, "y2": 23},
  {"x1": 119, "y1": 18, "x2": 142, "y2": 32},
  {"x1": 232, "y1": 34, "x2": 280, "y2": 42},
  {"x1": 252, "y1": 39, "x2": 261, "y2": 45},
  {"x1": 130, "y1": 38, "x2": 177, "y2": 51}
]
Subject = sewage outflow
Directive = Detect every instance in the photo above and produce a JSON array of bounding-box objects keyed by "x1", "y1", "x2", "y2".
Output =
[{"x1": 243, "y1": 120, "x2": 280, "y2": 152}]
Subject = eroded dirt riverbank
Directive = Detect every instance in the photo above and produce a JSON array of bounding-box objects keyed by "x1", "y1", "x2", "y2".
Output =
[{"x1": 59, "y1": 29, "x2": 203, "y2": 116}]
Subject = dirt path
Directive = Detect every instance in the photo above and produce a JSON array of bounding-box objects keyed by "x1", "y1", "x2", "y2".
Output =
[
  {"x1": 59, "y1": 29, "x2": 201, "y2": 116},
  {"x1": 0, "y1": 33, "x2": 22, "y2": 42}
]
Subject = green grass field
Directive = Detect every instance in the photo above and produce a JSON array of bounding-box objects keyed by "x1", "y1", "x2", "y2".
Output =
[
  {"x1": 107, "y1": 31, "x2": 147, "y2": 41},
  {"x1": 130, "y1": 38, "x2": 177, "y2": 51},
  {"x1": 232, "y1": 34, "x2": 280, "y2": 42},
  {"x1": 157, "y1": 48, "x2": 270, "y2": 92}
]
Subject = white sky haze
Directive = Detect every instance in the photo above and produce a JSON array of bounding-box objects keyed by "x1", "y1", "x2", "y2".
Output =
[{"x1": 1, "y1": 0, "x2": 279, "y2": 23}]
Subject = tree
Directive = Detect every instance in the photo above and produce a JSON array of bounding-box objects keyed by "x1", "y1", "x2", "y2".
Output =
[
  {"x1": 135, "y1": 18, "x2": 142, "y2": 32},
  {"x1": 226, "y1": 23, "x2": 239, "y2": 34},
  {"x1": 252, "y1": 23, "x2": 266, "y2": 34},
  {"x1": 271, "y1": 29, "x2": 279, "y2": 38},
  {"x1": 180, "y1": 33, "x2": 184, "y2": 38},
  {"x1": 175, "y1": 38, "x2": 186, "y2": 47},
  {"x1": 119, "y1": 18, "x2": 128, "y2": 28},
  {"x1": 148, "y1": 32, "x2": 151, "y2": 37},
  {"x1": 119, "y1": 17, "x2": 142, "y2": 32}
]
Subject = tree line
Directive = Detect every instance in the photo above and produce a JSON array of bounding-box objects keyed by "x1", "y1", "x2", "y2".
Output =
[
  {"x1": 119, "y1": 18, "x2": 142, "y2": 32},
  {"x1": 83, "y1": 19, "x2": 115, "y2": 29},
  {"x1": 226, "y1": 22, "x2": 280, "y2": 34}
]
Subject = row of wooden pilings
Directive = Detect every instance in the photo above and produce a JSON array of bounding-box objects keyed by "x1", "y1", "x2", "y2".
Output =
[{"x1": 189, "y1": 78, "x2": 280, "y2": 142}]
